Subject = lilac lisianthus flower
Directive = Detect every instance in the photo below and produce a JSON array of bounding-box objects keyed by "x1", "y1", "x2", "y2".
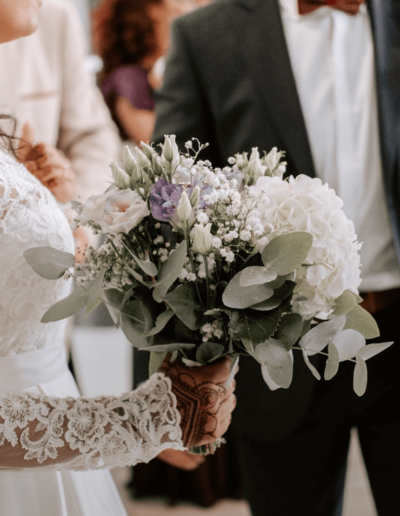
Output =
[{"x1": 150, "y1": 179, "x2": 183, "y2": 222}]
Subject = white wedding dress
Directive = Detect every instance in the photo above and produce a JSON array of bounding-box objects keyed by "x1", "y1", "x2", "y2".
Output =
[{"x1": 0, "y1": 149, "x2": 184, "y2": 515}]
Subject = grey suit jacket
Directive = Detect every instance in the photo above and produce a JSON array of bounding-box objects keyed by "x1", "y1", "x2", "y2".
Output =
[{"x1": 153, "y1": 0, "x2": 400, "y2": 441}]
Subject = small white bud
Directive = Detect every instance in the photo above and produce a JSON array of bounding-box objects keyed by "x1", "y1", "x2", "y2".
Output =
[
  {"x1": 192, "y1": 223, "x2": 213, "y2": 255},
  {"x1": 176, "y1": 190, "x2": 193, "y2": 222}
]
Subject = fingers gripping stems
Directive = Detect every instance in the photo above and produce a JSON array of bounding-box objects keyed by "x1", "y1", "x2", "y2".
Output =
[{"x1": 159, "y1": 360, "x2": 227, "y2": 448}]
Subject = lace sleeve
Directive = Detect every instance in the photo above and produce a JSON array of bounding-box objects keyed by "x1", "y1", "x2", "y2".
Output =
[{"x1": 0, "y1": 373, "x2": 185, "y2": 471}]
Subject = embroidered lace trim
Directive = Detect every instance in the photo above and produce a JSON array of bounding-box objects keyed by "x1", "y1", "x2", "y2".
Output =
[{"x1": 0, "y1": 373, "x2": 184, "y2": 470}]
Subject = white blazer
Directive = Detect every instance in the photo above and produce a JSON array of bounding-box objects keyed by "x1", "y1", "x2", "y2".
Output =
[{"x1": 0, "y1": 0, "x2": 121, "y2": 205}]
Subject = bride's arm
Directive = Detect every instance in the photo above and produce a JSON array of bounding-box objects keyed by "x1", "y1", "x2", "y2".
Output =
[{"x1": 0, "y1": 358, "x2": 235, "y2": 470}]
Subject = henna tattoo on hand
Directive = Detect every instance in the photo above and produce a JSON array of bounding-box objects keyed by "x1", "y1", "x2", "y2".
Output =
[{"x1": 159, "y1": 361, "x2": 226, "y2": 448}]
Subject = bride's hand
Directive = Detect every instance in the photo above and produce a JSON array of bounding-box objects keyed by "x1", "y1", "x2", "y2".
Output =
[
  {"x1": 17, "y1": 123, "x2": 76, "y2": 204},
  {"x1": 158, "y1": 449, "x2": 205, "y2": 470},
  {"x1": 158, "y1": 356, "x2": 236, "y2": 449}
]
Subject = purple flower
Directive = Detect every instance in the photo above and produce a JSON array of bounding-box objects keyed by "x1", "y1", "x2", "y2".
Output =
[
  {"x1": 149, "y1": 179, "x2": 212, "y2": 224},
  {"x1": 150, "y1": 179, "x2": 183, "y2": 222}
]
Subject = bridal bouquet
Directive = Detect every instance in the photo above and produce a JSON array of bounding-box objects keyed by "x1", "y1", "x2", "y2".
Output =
[{"x1": 25, "y1": 136, "x2": 392, "y2": 439}]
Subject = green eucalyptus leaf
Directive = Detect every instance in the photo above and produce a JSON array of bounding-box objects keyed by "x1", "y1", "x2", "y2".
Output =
[
  {"x1": 86, "y1": 269, "x2": 106, "y2": 311},
  {"x1": 239, "y1": 266, "x2": 277, "y2": 287},
  {"x1": 120, "y1": 313, "x2": 148, "y2": 348},
  {"x1": 149, "y1": 351, "x2": 167, "y2": 376},
  {"x1": 274, "y1": 313, "x2": 303, "y2": 348},
  {"x1": 164, "y1": 282, "x2": 205, "y2": 330},
  {"x1": 251, "y1": 281, "x2": 295, "y2": 311},
  {"x1": 153, "y1": 240, "x2": 188, "y2": 302},
  {"x1": 344, "y1": 305, "x2": 380, "y2": 339},
  {"x1": 300, "y1": 316, "x2": 346, "y2": 356},
  {"x1": 223, "y1": 271, "x2": 274, "y2": 309},
  {"x1": 242, "y1": 339, "x2": 255, "y2": 355},
  {"x1": 131, "y1": 254, "x2": 158, "y2": 277},
  {"x1": 261, "y1": 232, "x2": 313, "y2": 275},
  {"x1": 267, "y1": 273, "x2": 293, "y2": 289},
  {"x1": 24, "y1": 246, "x2": 75, "y2": 280},
  {"x1": 170, "y1": 350, "x2": 179, "y2": 362},
  {"x1": 255, "y1": 342, "x2": 293, "y2": 388},
  {"x1": 354, "y1": 355, "x2": 368, "y2": 396},
  {"x1": 143, "y1": 309, "x2": 175, "y2": 337},
  {"x1": 301, "y1": 347, "x2": 321, "y2": 380},
  {"x1": 41, "y1": 286, "x2": 88, "y2": 322},
  {"x1": 332, "y1": 329, "x2": 365, "y2": 362},
  {"x1": 357, "y1": 341, "x2": 394, "y2": 361},
  {"x1": 85, "y1": 297, "x2": 103, "y2": 316},
  {"x1": 324, "y1": 342, "x2": 339, "y2": 380},
  {"x1": 230, "y1": 310, "x2": 278, "y2": 345},
  {"x1": 103, "y1": 288, "x2": 125, "y2": 324},
  {"x1": 196, "y1": 342, "x2": 225, "y2": 364},
  {"x1": 332, "y1": 290, "x2": 357, "y2": 315}
]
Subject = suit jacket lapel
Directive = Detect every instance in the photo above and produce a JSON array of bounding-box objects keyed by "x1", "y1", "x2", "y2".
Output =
[
  {"x1": 368, "y1": 0, "x2": 400, "y2": 184},
  {"x1": 236, "y1": 0, "x2": 316, "y2": 177}
]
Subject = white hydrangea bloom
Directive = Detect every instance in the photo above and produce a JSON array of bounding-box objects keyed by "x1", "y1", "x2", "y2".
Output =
[{"x1": 246, "y1": 174, "x2": 362, "y2": 317}]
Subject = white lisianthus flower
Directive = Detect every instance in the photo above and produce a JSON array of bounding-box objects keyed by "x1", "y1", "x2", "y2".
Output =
[
  {"x1": 99, "y1": 189, "x2": 150, "y2": 235},
  {"x1": 75, "y1": 186, "x2": 118, "y2": 228}
]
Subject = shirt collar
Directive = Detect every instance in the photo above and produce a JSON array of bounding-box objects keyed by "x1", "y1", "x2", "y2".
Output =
[{"x1": 278, "y1": 0, "x2": 367, "y2": 19}]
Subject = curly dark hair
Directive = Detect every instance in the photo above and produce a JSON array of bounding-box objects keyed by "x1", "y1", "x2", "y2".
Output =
[
  {"x1": 0, "y1": 115, "x2": 19, "y2": 156},
  {"x1": 92, "y1": 0, "x2": 163, "y2": 77}
]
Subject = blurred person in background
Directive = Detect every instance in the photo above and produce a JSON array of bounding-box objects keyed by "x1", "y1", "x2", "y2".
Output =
[
  {"x1": 93, "y1": 0, "x2": 205, "y2": 147},
  {"x1": 93, "y1": 0, "x2": 171, "y2": 146},
  {"x1": 0, "y1": 0, "x2": 120, "y2": 235}
]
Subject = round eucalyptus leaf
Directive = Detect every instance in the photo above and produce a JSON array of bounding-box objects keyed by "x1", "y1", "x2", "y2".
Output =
[
  {"x1": 344, "y1": 305, "x2": 380, "y2": 339},
  {"x1": 324, "y1": 342, "x2": 339, "y2": 380},
  {"x1": 239, "y1": 266, "x2": 277, "y2": 287},
  {"x1": 261, "y1": 232, "x2": 313, "y2": 275},
  {"x1": 24, "y1": 246, "x2": 75, "y2": 280},
  {"x1": 223, "y1": 271, "x2": 274, "y2": 309},
  {"x1": 353, "y1": 355, "x2": 368, "y2": 396}
]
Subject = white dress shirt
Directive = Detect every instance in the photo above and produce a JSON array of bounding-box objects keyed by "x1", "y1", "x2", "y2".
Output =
[{"x1": 279, "y1": 0, "x2": 400, "y2": 291}]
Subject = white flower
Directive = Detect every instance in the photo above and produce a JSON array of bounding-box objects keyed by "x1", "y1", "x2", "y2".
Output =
[
  {"x1": 100, "y1": 189, "x2": 150, "y2": 235},
  {"x1": 193, "y1": 223, "x2": 213, "y2": 255},
  {"x1": 176, "y1": 191, "x2": 193, "y2": 222},
  {"x1": 247, "y1": 174, "x2": 361, "y2": 317},
  {"x1": 209, "y1": 191, "x2": 219, "y2": 204},
  {"x1": 240, "y1": 230, "x2": 252, "y2": 241},
  {"x1": 212, "y1": 237, "x2": 222, "y2": 249},
  {"x1": 197, "y1": 212, "x2": 209, "y2": 224},
  {"x1": 76, "y1": 186, "x2": 118, "y2": 227}
]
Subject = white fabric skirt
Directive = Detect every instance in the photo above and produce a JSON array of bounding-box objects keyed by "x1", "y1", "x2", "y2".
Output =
[{"x1": 0, "y1": 370, "x2": 128, "y2": 516}]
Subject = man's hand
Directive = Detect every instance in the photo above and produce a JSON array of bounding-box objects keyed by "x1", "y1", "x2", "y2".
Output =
[
  {"x1": 159, "y1": 356, "x2": 236, "y2": 449},
  {"x1": 17, "y1": 123, "x2": 76, "y2": 204},
  {"x1": 158, "y1": 449, "x2": 205, "y2": 470}
]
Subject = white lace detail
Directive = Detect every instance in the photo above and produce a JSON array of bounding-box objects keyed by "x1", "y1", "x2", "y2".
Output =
[
  {"x1": 0, "y1": 373, "x2": 184, "y2": 470},
  {"x1": 0, "y1": 149, "x2": 74, "y2": 355},
  {"x1": 0, "y1": 151, "x2": 184, "y2": 469}
]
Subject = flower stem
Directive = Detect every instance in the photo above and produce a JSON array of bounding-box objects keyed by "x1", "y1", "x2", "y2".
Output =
[
  {"x1": 203, "y1": 255, "x2": 210, "y2": 308},
  {"x1": 184, "y1": 224, "x2": 205, "y2": 309},
  {"x1": 292, "y1": 346, "x2": 357, "y2": 364}
]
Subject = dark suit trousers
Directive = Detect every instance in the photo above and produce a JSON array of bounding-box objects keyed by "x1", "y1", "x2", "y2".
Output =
[{"x1": 235, "y1": 299, "x2": 400, "y2": 516}]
